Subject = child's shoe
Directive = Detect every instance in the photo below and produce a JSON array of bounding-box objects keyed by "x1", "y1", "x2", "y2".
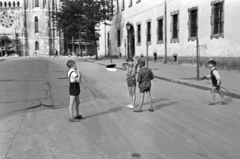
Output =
[
  {"x1": 69, "y1": 117, "x2": 80, "y2": 122},
  {"x1": 74, "y1": 115, "x2": 83, "y2": 119},
  {"x1": 128, "y1": 105, "x2": 135, "y2": 109}
]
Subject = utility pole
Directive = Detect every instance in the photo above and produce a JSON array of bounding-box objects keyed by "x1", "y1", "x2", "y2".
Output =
[
  {"x1": 196, "y1": 34, "x2": 200, "y2": 81},
  {"x1": 164, "y1": 0, "x2": 167, "y2": 63},
  {"x1": 146, "y1": 42, "x2": 149, "y2": 67},
  {"x1": 15, "y1": 28, "x2": 17, "y2": 55},
  {"x1": 110, "y1": 39, "x2": 112, "y2": 63}
]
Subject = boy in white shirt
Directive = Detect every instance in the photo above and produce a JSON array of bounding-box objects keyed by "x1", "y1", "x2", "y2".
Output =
[{"x1": 66, "y1": 60, "x2": 83, "y2": 122}]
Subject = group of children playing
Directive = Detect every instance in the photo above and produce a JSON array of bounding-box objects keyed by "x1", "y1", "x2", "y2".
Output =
[
  {"x1": 66, "y1": 57, "x2": 226, "y2": 122},
  {"x1": 124, "y1": 56, "x2": 154, "y2": 112}
]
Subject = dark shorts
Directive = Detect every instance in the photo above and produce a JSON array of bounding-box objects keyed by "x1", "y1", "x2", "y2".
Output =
[
  {"x1": 139, "y1": 87, "x2": 151, "y2": 93},
  {"x1": 127, "y1": 76, "x2": 136, "y2": 87},
  {"x1": 69, "y1": 82, "x2": 80, "y2": 96}
]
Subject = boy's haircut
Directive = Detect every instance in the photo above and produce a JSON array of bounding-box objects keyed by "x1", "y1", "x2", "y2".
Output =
[
  {"x1": 66, "y1": 60, "x2": 76, "y2": 68},
  {"x1": 208, "y1": 60, "x2": 216, "y2": 66},
  {"x1": 127, "y1": 57, "x2": 133, "y2": 62},
  {"x1": 138, "y1": 60, "x2": 145, "y2": 68}
]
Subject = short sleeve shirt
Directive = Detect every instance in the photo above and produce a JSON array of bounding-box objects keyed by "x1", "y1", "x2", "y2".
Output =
[{"x1": 67, "y1": 68, "x2": 78, "y2": 83}]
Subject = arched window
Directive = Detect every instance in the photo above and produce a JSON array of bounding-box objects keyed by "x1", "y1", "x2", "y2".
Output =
[
  {"x1": 35, "y1": 0, "x2": 39, "y2": 7},
  {"x1": 35, "y1": 17, "x2": 39, "y2": 33},
  {"x1": 17, "y1": 1, "x2": 20, "y2": 7},
  {"x1": 4, "y1": 2, "x2": 7, "y2": 7},
  {"x1": 13, "y1": 2, "x2": 15, "y2": 7},
  {"x1": 35, "y1": 41, "x2": 39, "y2": 50},
  {"x1": 8, "y1": 2, "x2": 11, "y2": 7},
  {"x1": 0, "y1": 2, "x2": 2, "y2": 7}
]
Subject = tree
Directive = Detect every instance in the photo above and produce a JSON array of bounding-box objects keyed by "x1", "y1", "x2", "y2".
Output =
[{"x1": 54, "y1": 0, "x2": 114, "y2": 59}]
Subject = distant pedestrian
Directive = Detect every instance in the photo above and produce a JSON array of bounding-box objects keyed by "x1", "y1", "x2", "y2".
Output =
[
  {"x1": 202, "y1": 60, "x2": 226, "y2": 105},
  {"x1": 66, "y1": 60, "x2": 83, "y2": 122},
  {"x1": 134, "y1": 60, "x2": 154, "y2": 112},
  {"x1": 55, "y1": 49, "x2": 58, "y2": 57},
  {"x1": 125, "y1": 56, "x2": 138, "y2": 109}
]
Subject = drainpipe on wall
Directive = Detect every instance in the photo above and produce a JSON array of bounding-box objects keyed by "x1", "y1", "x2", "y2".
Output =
[{"x1": 164, "y1": 0, "x2": 167, "y2": 63}]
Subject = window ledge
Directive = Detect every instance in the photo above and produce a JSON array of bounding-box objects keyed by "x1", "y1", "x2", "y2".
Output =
[
  {"x1": 147, "y1": 41, "x2": 152, "y2": 45},
  {"x1": 157, "y1": 40, "x2": 164, "y2": 44},
  {"x1": 188, "y1": 37, "x2": 196, "y2": 41},
  {"x1": 171, "y1": 38, "x2": 179, "y2": 43},
  {"x1": 210, "y1": 33, "x2": 224, "y2": 39}
]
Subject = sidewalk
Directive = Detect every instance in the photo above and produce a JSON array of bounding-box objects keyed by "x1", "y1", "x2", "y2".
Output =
[{"x1": 81, "y1": 57, "x2": 240, "y2": 99}]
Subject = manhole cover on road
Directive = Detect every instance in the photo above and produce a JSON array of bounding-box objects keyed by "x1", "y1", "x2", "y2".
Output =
[{"x1": 131, "y1": 153, "x2": 141, "y2": 158}]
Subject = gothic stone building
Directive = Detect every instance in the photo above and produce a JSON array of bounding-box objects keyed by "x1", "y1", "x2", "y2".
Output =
[{"x1": 0, "y1": 0, "x2": 63, "y2": 56}]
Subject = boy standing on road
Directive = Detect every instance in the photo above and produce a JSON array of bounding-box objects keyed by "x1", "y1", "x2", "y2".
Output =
[
  {"x1": 134, "y1": 60, "x2": 154, "y2": 112},
  {"x1": 125, "y1": 56, "x2": 138, "y2": 109},
  {"x1": 203, "y1": 60, "x2": 226, "y2": 105},
  {"x1": 66, "y1": 60, "x2": 83, "y2": 122}
]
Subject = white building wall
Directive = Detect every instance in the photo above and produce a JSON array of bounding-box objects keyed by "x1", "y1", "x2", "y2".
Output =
[{"x1": 98, "y1": 0, "x2": 240, "y2": 68}]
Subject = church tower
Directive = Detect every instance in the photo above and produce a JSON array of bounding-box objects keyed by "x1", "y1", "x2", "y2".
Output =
[{"x1": 0, "y1": 0, "x2": 63, "y2": 57}]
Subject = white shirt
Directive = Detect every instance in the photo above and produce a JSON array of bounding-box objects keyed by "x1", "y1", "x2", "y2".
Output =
[
  {"x1": 68, "y1": 68, "x2": 78, "y2": 83},
  {"x1": 211, "y1": 67, "x2": 220, "y2": 80}
]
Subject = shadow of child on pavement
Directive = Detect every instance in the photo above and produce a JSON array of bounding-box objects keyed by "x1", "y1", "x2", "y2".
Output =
[
  {"x1": 153, "y1": 101, "x2": 178, "y2": 111},
  {"x1": 84, "y1": 107, "x2": 123, "y2": 119}
]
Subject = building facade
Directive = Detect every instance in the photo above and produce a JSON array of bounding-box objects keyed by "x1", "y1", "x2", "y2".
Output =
[
  {"x1": 0, "y1": 0, "x2": 63, "y2": 57},
  {"x1": 98, "y1": 0, "x2": 240, "y2": 70}
]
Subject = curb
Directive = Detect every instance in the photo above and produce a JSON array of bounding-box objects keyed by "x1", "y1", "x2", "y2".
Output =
[
  {"x1": 83, "y1": 59, "x2": 240, "y2": 99},
  {"x1": 0, "y1": 59, "x2": 5, "y2": 62}
]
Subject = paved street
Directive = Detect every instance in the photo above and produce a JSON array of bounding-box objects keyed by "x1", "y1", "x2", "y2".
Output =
[{"x1": 0, "y1": 57, "x2": 240, "y2": 159}]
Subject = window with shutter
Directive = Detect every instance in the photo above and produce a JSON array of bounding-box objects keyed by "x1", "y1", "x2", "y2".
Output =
[
  {"x1": 147, "y1": 21, "x2": 151, "y2": 42},
  {"x1": 157, "y1": 17, "x2": 164, "y2": 44},
  {"x1": 137, "y1": 24, "x2": 141, "y2": 44},
  {"x1": 211, "y1": 0, "x2": 224, "y2": 39},
  {"x1": 170, "y1": 10, "x2": 179, "y2": 43},
  {"x1": 188, "y1": 7, "x2": 198, "y2": 41}
]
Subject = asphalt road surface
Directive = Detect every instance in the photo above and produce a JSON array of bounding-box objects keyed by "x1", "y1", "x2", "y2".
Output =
[{"x1": 0, "y1": 57, "x2": 240, "y2": 159}]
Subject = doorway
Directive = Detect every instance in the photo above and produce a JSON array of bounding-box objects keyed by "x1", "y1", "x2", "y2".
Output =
[{"x1": 128, "y1": 25, "x2": 135, "y2": 57}]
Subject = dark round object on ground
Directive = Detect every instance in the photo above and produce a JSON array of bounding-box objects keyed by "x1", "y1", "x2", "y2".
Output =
[{"x1": 106, "y1": 64, "x2": 116, "y2": 68}]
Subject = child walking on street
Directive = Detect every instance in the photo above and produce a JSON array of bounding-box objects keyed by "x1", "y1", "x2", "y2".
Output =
[
  {"x1": 66, "y1": 60, "x2": 83, "y2": 122},
  {"x1": 125, "y1": 56, "x2": 138, "y2": 109},
  {"x1": 134, "y1": 60, "x2": 154, "y2": 112},
  {"x1": 203, "y1": 60, "x2": 226, "y2": 105}
]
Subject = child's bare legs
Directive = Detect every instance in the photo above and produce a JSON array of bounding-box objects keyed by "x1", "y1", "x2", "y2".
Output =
[
  {"x1": 210, "y1": 87, "x2": 216, "y2": 104},
  {"x1": 216, "y1": 88, "x2": 226, "y2": 103},
  {"x1": 69, "y1": 96, "x2": 76, "y2": 118},
  {"x1": 128, "y1": 86, "x2": 136, "y2": 106},
  {"x1": 75, "y1": 95, "x2": 80, "y2": 116},
  {"x1": 137, "y1": 92, "x2": 145, "y2": 111},
  {"x1": 146, "y1": 91, "x2": 153, "y2": 110}
]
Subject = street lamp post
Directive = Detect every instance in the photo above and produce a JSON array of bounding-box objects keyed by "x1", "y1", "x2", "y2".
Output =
[{"x1": 126, "y1": 22, "x2": 131, "y2": 58}]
